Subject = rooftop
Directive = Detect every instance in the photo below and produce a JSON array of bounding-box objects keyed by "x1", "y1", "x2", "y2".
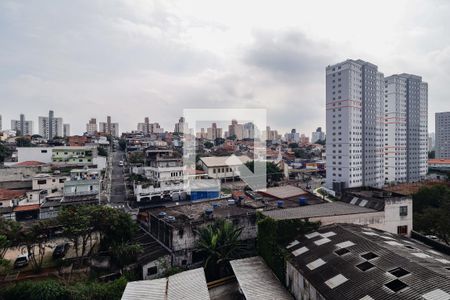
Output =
[
  {"x1": 286, "y1": 224, "x2": 450, "y2": 300},
  {"x1": 429, "y1": 159, "x2": 450, "y2": 165},
  {"x1": 262, "y1": 201, "x2": 377, "y2": 221},
  {"x1": 259, "y1": 185, "x2": 307, "y2": 199},
  {"x1": 230, "y1": 256, "x2": 293, "y2": 300},
  {"x1": 342, "y1": 187, "x2": 409, "y2": 211},
  {"x1": 199, "y1": 155, "x2": 251, "y2": 167},
  {"x1": 0, "y1": 189, "x2": 27, "y2": 201},
  {"x1": 121, "y1": 268, "x2": 210, "y2": 300}
]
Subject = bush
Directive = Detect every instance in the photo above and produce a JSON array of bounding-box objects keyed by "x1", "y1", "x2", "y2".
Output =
[{"x1": 1, "y1": 280, "x2": 68, "y2": 300}]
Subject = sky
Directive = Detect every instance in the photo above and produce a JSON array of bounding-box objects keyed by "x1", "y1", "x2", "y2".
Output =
[{"x1": 1, "y1": 0, "x2": 450, "y2": 136}]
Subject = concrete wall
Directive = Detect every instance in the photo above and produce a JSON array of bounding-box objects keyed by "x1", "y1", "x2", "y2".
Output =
[
  {"x1": 17, "y1": 147, "x2": 52, "y2": 163},
  {"x1": 286, "y1": 261, "x2": 326, "y2": 300}
]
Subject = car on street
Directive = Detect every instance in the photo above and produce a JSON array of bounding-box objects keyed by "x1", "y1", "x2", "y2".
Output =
[
  {"x1": 14, "y1": 254, "x2": 30, "y2": 268},
  {"x1": 52, "y1": 243, "x2": 70, "y2": 259},
  {"x1": 119, "y1": 161, "x2": 124, "y2": 167}
]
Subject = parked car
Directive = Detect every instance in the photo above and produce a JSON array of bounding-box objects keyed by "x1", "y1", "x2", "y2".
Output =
[
  {"x1": 14, "y1": 254, "x2": 30, "y2": 268},
  {"x1": 119, "y1": 161, "x2": 124, "y2": 167},
  {"x1": 53, "y1": 243, "x2": 70, "y2": 259}
]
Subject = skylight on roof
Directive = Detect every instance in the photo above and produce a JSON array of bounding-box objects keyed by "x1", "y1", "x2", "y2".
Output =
[
  {"x1": 380, "y1": 235, "x2": 395, "y2": 240},
  {"x1": 314, "y1": 238, "x2": 331, "y2": 246},
  {"x1": 292, "y1": 246, "x2": 309, "y2": 256},
  {"x1": 361, "y1": 252, "x2": 378, "y2": 260},
  {"x1": 435, "y1": 258, "x2": 450, "y2": 264},
  {"x1": 362, "y1": 231, "x2": 380, "y2": 236},
  {"x1": 356, "y1": 261, "x2": 375, "y2": 272},
  {"x1": 359, "y1": 199, "x2": 368, "y2": 207},
  {"x1": 359, "y1": 296, "x2": 374, "y2": 300},
  {"x1": 385, "y1": 279, "x2": 408, "y2": 293},
  {"x1": 306, "y1": 258, "x2": 326, "y2": 270},
  {"x1": 305, "y1": 232, "x2": 320, "y2": 239},
  {"x1": 321, "y1": 231, "x2": 336, "y2": 238},
  {"x1": 412, "y1": 252, "x2": 431, "y2": 259},
  {"x1": 325, "y1": 274, "x2": 348, "y2": 289},
  {"x1": 388, "y1": 267, "x2": 410, "y2": 278},
  {"x1": 384, "y1": 241, "x2": 403, "y2": 246},
  {"x1": 422, "y1": 289, "x2": 450, "y2": 300},
  {"x1": 350, "y1": 197, "x2": 358, "y2": 205},
  {"x1": 286, "y1": 240, "x2": 299, "y2": 249},
  {"x1": 336, "y1": 241, "x2": 355, "y2": 249},
  {"x1": 335, "y1": 248, "x2": 350, "y2": 256}
]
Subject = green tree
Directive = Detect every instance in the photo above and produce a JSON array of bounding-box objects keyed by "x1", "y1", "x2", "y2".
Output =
[
  {"x1": 1, "y1": 279, "x2": 68, "y2": 300},
  {"x1": 413, "y1": 185, "x2": 450, "y2": 244},
  {"x1": 0, "y1": 142, "x2": 12, "y2": 162},
  {"x1": 288, "y1": 142, "x2": 299, "y2": 149},
  {"x1": 214, "y1": 137, "x2": 225, "y2": 146},
  {"x1": 16, "y1": 137, "x2": 33, "y2": 147},
  {"x1": 97, "y1": 147, "x2": 108, "y2": 157},
  {"x1": 294, "y1": 148, "x2": 312, "y2": 159},
  {"x1": 245, "y1": 161, "x2": 283, "y2": 186},
  {"x1": 17, "y1": 221, "x2": 52, "y2": 273},
  {"x1": 111, "y1": 242, "x2": 143, "y2": 272},
  {"x1": 118, "y1": 139, "x2": 127, "y2": 151},
  {"x1": 204, "y1": 141, "x2": 214, "y2": 149},
  {"x1": 227, "y1": 134, "x2": 237, "y2": 141},
  {"x1": 128, "y1": 152, "x2": 144, "y2": 164},
  {"x1": 195, "y1": 219, "x2": 244, "y2": 280}
]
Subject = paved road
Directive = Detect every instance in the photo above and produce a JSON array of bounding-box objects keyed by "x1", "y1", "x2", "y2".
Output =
[{"x1": 110, "y1": 150, "x2": 126, "y2": 204}]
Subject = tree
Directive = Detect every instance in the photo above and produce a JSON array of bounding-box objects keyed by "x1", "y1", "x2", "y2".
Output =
[
  {"x1": 294, "y1": 148, "x2": 313, "y2": 159},
  {"x1": 245, "y1": 161, "x2": 283, "y2": 186},
  {"x1": 288, "y1": 142, "x2": 299, "y2": 149},
  {"x1": 413, "y1": 185, "x2": 450, "y2": 244},
  {"x1": 128, "y1": 152, "x2": 144, "y2": 164},
  {"x1": 0, "y1": 142, "x2": 12, "y2": 162},
  {"x1": 227, "y1": 134, "x2": 236, "y2": 141},
  {"x1": 17, "y1": 221, "x2": 52, "y2": 273},
  {"x1": 195, "y1": 219, "x2": 244, "y2": 280},
  {"x1": 214, "y1": 138, "x2": 225, "y2": 146},
  {"x1": 16, "y1": 137, "x2": 33, "y2": 147},
  {"x1": 111, "y1": 242, "x2": 143, "y2": 272},
  {"x1": 58, "y1": 206, "x2": 94, "y2": 258},
  {"x1": 204, "y1": 141, "x2": 214, "y2": 149},
  {"x1": 97, "y1": 147, "x2": 108, "y2": 157},
  {"x1": 118, "y1": 139, "x2": 127, "y2": 151}
]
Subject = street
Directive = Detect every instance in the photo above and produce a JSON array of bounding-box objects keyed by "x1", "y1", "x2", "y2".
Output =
[{"x1": 110, "y1": 150, "x2": 127, "y2": 204}]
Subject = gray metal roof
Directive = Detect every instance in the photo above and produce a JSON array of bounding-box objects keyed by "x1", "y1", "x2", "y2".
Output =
[
  {"x1": 262, "y1": 201, "x2": 377, "y2": 220},
  {"x1": 230, "y1": 256, "x2": 293, "y2": 300},
  {"x1": 286, "y1": 224, "x2": 450, "y2": 299},
  {"x1": 121, "y1": 268, "x2": 210, "y2": 300}
]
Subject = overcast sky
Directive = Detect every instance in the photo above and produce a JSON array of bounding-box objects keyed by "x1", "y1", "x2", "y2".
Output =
[{"x1": 1, "y1": 0, "x2": 449, "y2": 136}]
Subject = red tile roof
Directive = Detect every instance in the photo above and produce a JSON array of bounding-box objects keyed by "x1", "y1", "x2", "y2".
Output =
[
  {"x1": 429, "y1": 159, "x2": 450, "y2": 165},
  {"x1": 14, "y1": 160, "x2": 46, "y2": 167},
  {"x1": 0, "y1": 189, "x2": 27, "y2": 201},
  {"x1": 13, "y1": 204, "x2": 40, "y2": 212}
]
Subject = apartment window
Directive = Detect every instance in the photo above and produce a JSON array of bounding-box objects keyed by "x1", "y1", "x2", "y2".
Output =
[
  {"x1": 399, "y1": 206, "x2": 408, "y2": 216},
  {"x1": 41, "y1": 150, "x2": 47, "y2": 153},
  {"x1": 37, "y1": 180, "x2": 46, "y2": 185},
  {"x1": 397, "y1": 225, "x2": 408, "y2": 235}
]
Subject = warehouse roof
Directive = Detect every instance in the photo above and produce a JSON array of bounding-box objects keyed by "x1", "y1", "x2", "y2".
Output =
[
  {"x1": 259, "y1": 185, "x2": 307, "y2": 199},
  {"x1": 230, "y1": 256, "x2": 293, "y2": 300},
  {"x1": 121, "y1": 268, "x2": 210, "y2": 300},
  {"x1": 262, "y1": 201, "x2": 377, "y2": 221},
  {"x1": 286, "y1": 224, "x2": 450, "y2": 300}
]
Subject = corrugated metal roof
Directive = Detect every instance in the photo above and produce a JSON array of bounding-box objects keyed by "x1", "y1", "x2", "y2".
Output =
[
  {"x1": 262, "y1": 201, "x2": 377, "y2": 221},
  {"x1": 121, "y1": 278, "x2": 167, "y2": 300},
  {"x1": 286, "y1": 224, "x2": 450, "y2": 300},
  {"x1": 199, "y1": 155, "x2": 251, "y2": 167},
  {"x1": 230, "y1": 256, "x2": 293, "y2": 300},
  {"x1": 168, "y1": 268, "x2": 210, "y2": 300},
  {"x1": 121, "y1": 268, "x2": 210, "y2": 300}
]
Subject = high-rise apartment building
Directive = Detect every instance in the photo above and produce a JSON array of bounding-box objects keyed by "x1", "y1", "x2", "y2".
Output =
[
  {"x1": 326, "y1": 59, "x2": 428, "y2": 190},
  {"x1": 86, "y1": 118, "x2": 97, "y2": 135},
  {"x1": 99, "y1": 116, "x2": 119, "y2": 137},
  {"x1": 11, "y1": 114, "x2": 34, "y2": 136},
  {"x1": 435, "y1": 112, "x2": 450, "y2": 158},
  {"x1": 137, "y1": 117, "x2": 151, "y2": 134},
  {"x1": 311, "y1": 127, "x2": 326, "y2": 143},
  {"x1": 174, "y1": 117, "x2": 186, "y2": 134},
  {"x1": 0, "y1": 114, "x2": 2, "y2": 131},
  {"x1": 63, "y1": 124, "x2": 70, "y2": 137},
  {"x1": 384, "y1": 74, "x2": 428, "y2": 184},
  {"x1": 206, "y1": 123, "x2": 222, "y2": 140},
  {"x1": 326, "y1": 59, "x2": 384, "y2": 190},
  {"x1": 228, "y1": 120, "x2": 244, "y2": 140},
  {"x1": 38, "y1": 110, "x2": 63, "y2": 139}
]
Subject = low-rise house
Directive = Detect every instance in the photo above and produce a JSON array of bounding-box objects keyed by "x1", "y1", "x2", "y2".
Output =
[
  {"x1": 199, "y1": 155, "x2": 251, "y2": 180},
  {"x1": 284, "y1": 224, "x2": 450, "y2": 299},
  {"x1": 0, "y1": 189, "x2": 27, "y2": 220}
]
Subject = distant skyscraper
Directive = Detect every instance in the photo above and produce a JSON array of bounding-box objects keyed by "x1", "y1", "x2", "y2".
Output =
[
  {"x1": 63, "y1": 124, "x2": 70, "y2": 137},
  {"x1": 206, "y1": 123, "x2": 222, "y2": 140},
  {"x1": 326, "y1": 59, "x2": 384, "y2": 190},
  {"x1": 174, "y1": 117, "x2": 186, "y2": 134},
  {"x1": 0, "y1": 114, "x2": 2, "y2": 131},
  {"x1": 137, "y1": 117, "x2": 151, "y2": 134},
  {"x1": 384, "y1": 74, "x2": 428, "y2": 183},
  {"x1": 311, "y1": 127, "x2": 325, "y2": 143},
  {"x1": 11, "y1": 114, "x2": 33, "y2": 136},
  {"x1": 86, "y1": 118, "x2": 97, "y2": 135},
  {"x1": 228, "y1": 119, "x2": 243, "y2": 140},
  {"x1": 38, "y1": 110, "x2": 63, "y2": 139},
  {"x1": 99, "y1": 116, "x2": 119, "y2": 137},
  {"x1": 436, "y1": 112, "x2": 450, "y2": 158}
]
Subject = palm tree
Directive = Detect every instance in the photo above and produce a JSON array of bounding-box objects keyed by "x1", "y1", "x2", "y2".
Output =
[{"x1": 195, "y1": 219, "x2": 244, "y2": 280}]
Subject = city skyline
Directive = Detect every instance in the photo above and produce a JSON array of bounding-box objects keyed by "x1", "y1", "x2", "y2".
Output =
[{"x1": 2, "y1": 1, "x2": 450, "y2": 135}]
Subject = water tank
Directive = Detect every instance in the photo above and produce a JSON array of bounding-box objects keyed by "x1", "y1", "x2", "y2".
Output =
[
  {"x1": 158, "y1": 212, "x2": 167, "y2": 218},
  {"x1": 205, "y1": 208, "x2": 213, "y2": 215},
  {"x1": 228, "y1": 199, "x2": 236, "y2": 206},
  {"x1": 166, "y1": 216, "x2": 176, "y2": 222},
  {"x1": 299, "y1": 197, "x2": 307, "y2": 206},
  {"x1": 277, "y1": 200, "x2": 284, "y2": 208}
]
